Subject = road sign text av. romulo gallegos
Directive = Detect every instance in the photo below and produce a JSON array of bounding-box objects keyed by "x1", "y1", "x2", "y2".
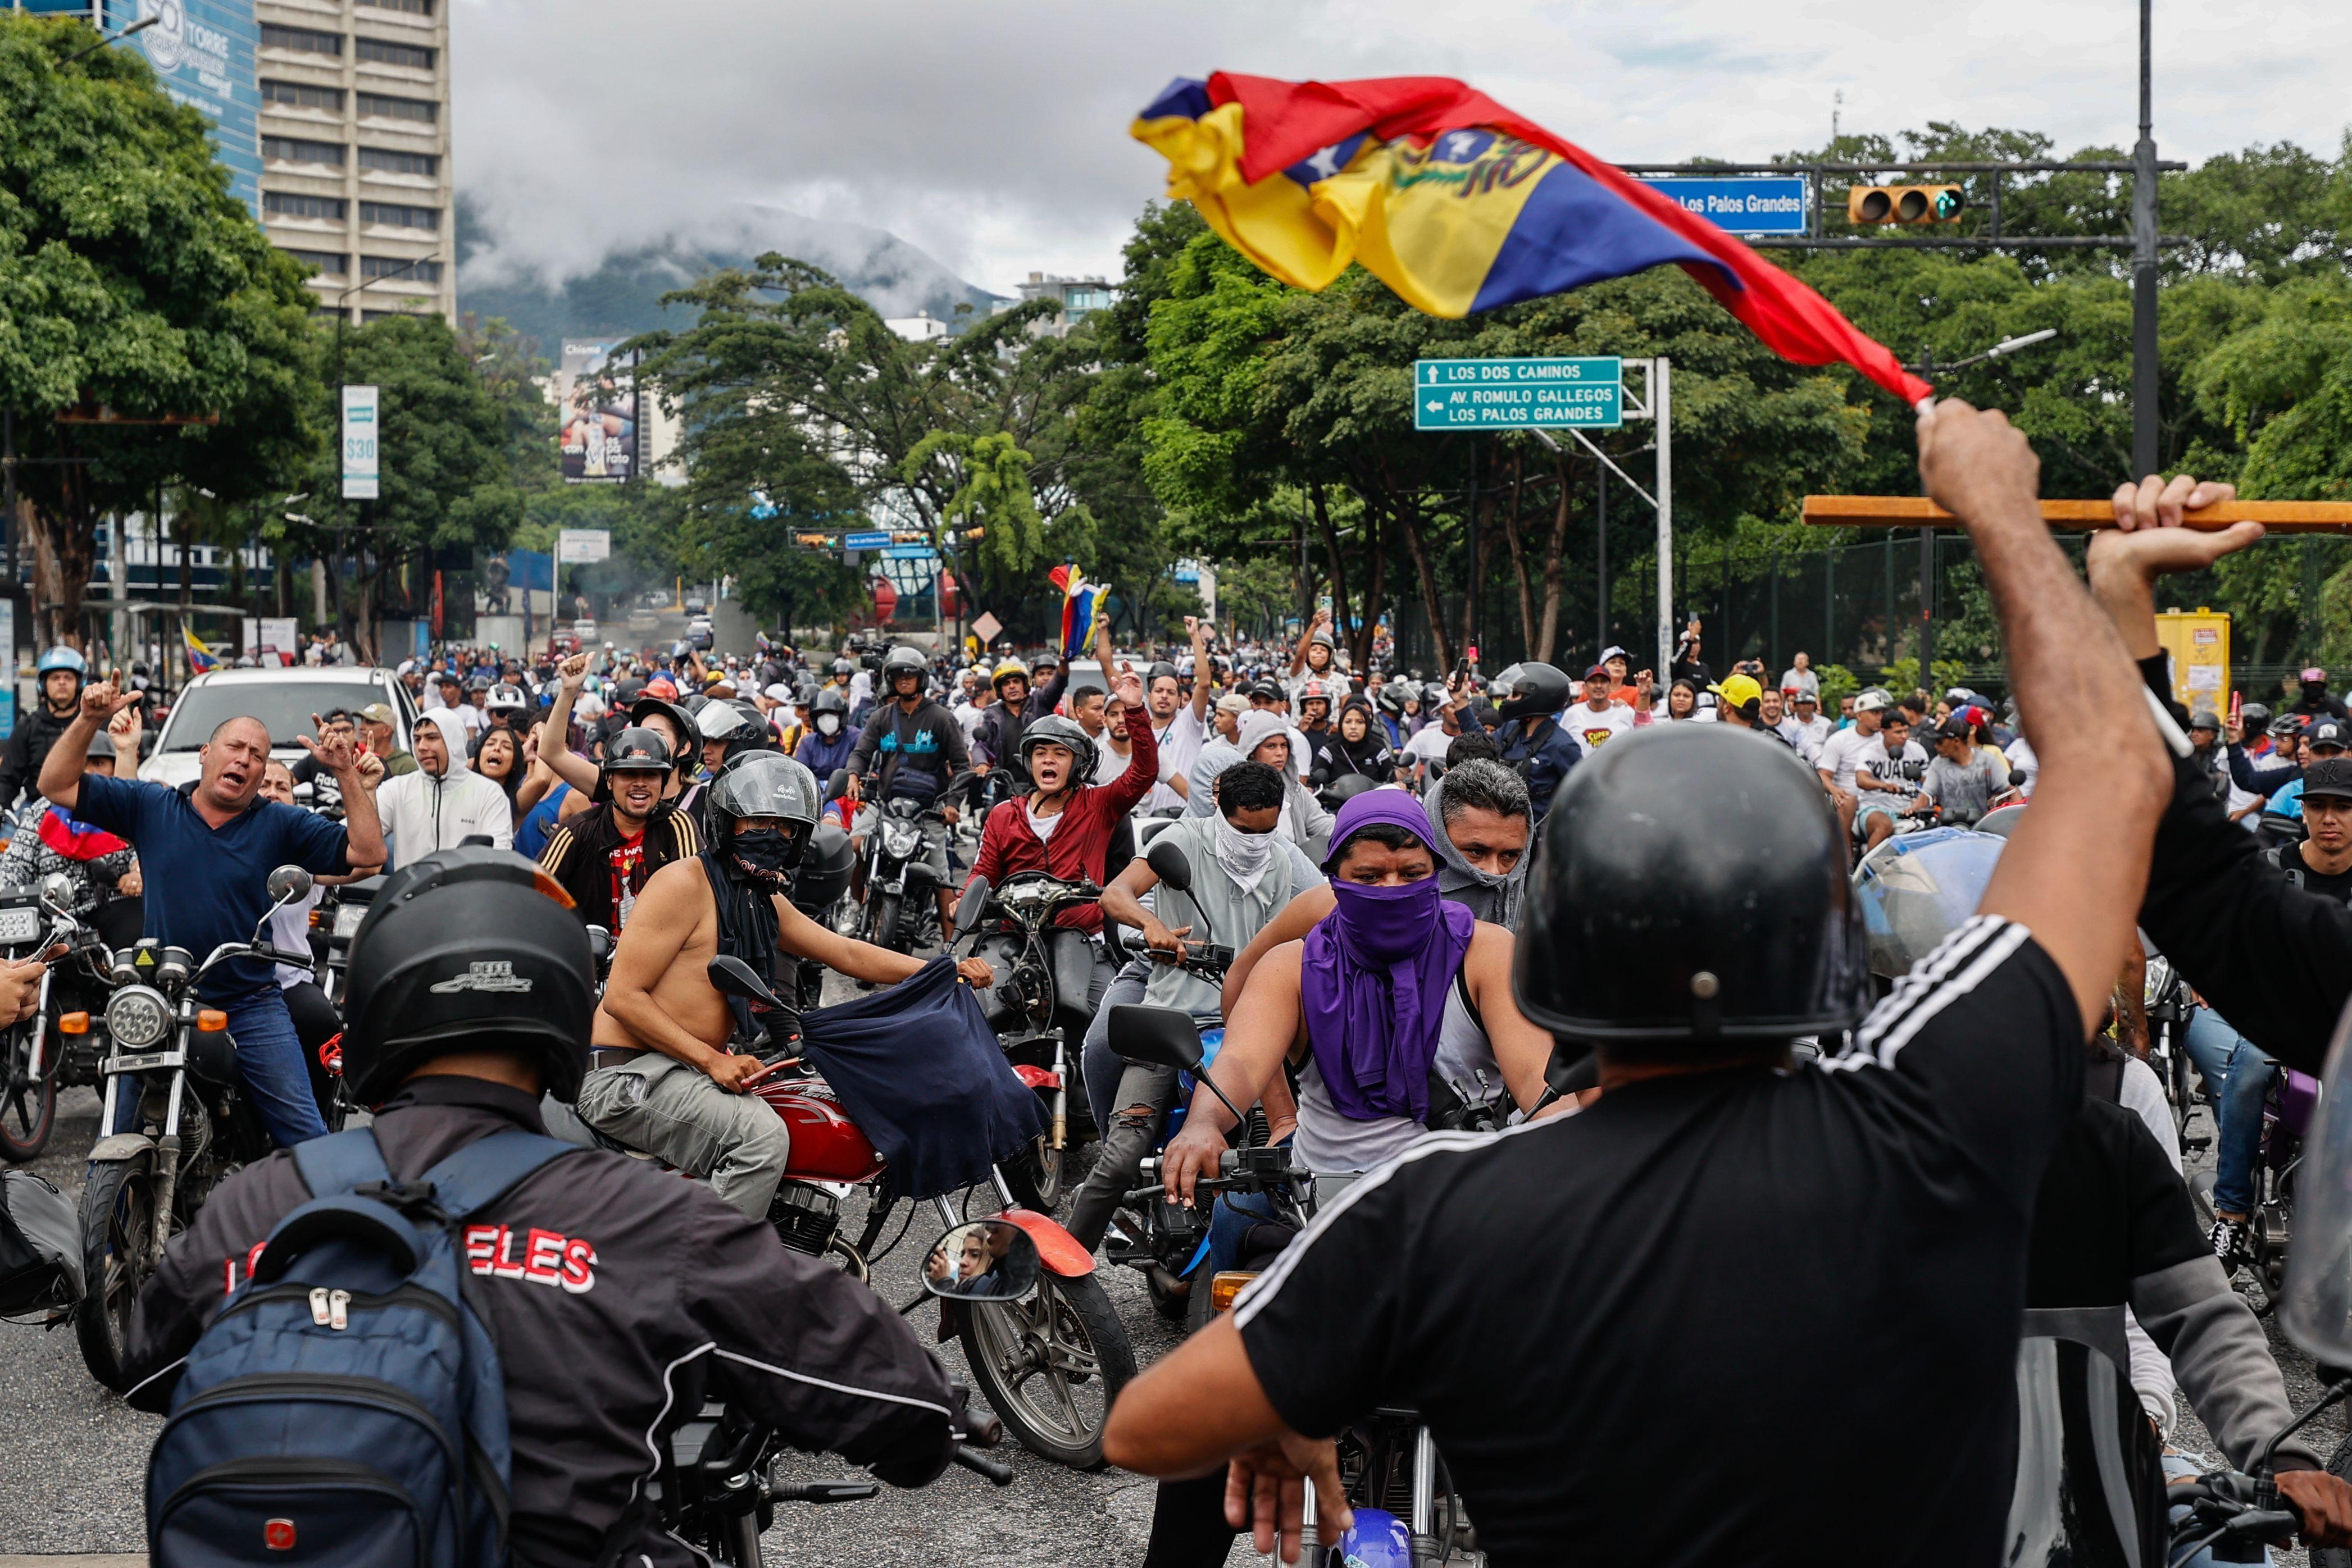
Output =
[{"x1": 1413, "y1": 358, "x2": 1624, "y2": 430}]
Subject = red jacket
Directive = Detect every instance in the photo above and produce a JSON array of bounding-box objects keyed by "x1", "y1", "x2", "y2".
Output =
[{"x1": 967, "y1": 718, "x2": 1158, "y2": 931}]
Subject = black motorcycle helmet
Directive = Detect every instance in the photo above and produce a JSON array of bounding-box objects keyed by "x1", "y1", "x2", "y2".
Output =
[
  {"x1": 2240, "y1": 701, "x2": 2272, "y2": 735},
  {"x1": 1491, "y1": 662, "x2": 1573, "y2": 724},
  {"x1": 881, "y1": 645, "x2": 927, "y2": 696},
  {"x1": 603, "y1": 726, "x2": 675, "y2": 775},
  {"x1": 813, "y1": 687, "x2": 848, "y2": 718},
  {"x1": 706, "y1": 751, "x2": 823, "y2": 868},
  {"x1": 1515, "y1": 726, "x2": 1870, "y2": 1048},
  {"x1": 1017, "y1": 714, "x2": 1100, "y2": 790},
  {"x1": 628, "y1": 695, "x2": 700, "y2": 775},
  {"x1": 1145, "y1": 660, "x2": 1179, "y2": 689},
  {"x1": 340, "y1": 847, "x2": 595, "y2": 1104}
]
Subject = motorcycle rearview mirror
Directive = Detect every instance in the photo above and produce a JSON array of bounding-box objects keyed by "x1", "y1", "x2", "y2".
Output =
[
  {"x1": 920, "y1": 1219, "x2": 1041, "y2": 1303},
  {"x1": 1144, "y1": 838, "x2": 1194, "y2": 895},
  {"x1": 825, "y1": 767, "x2": 851, "y2": 802},
  {"x1": 953, "y1": 877, "x2": 990, "y2": 940},
  {"x1": 38, "y1": 870, "x2": 74, "y2": 913},
  {"x1": 706, "y1": 954, "x2": 783, "y2": 1010},
  {"x1": 2282, "y1": 997, "x2": 2352, "y2": 1365},
  {"x1": 266, "y1": 865, "x2": 315, "y2": 907},
  {"x1": 1108, "y1": 1003, "x2": 1205, "y2": 1073}
]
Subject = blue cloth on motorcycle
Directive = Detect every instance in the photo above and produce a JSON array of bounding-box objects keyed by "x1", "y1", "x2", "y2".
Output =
[
  {"x1": 799, "y1": 957, "x2": 1045, "y2": 1201},
  {"x1": 1302, "y1": 792, "x2": 1475, "y2": 1123}
]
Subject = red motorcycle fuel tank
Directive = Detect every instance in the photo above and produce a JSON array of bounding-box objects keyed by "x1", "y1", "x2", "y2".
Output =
[{"x1": 754, "y1": 1078, "x2": 885, "y2": 1183}]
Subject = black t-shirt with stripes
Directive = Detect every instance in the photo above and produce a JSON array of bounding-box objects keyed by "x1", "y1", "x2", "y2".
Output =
[{"x1": 1233, "y1": 916, "x2": 2082, "y2": 1568}]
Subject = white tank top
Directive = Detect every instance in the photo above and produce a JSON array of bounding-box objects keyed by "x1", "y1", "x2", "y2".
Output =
[{"x1": 1291, "y1": 974, "x2": 1496, "y2": 1174}]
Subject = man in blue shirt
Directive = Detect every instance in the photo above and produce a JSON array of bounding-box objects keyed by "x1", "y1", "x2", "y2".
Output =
[{"x1": 42, "y1": 680, "x2": 387, "y2": 1146}]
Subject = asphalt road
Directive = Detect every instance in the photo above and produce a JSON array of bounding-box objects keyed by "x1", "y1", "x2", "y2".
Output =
[
  {"x1": 0, "y1": 963, "x2": 1202, "y2": 1566},
  {"x1": 3, "y1": 1011, "x2": 2346, "y2": 1565}
]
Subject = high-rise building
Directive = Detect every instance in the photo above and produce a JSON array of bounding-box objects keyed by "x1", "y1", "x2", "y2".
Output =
[
  {"x1": 253, "y1": 0, "x2": 453, "y2": 324},
  {"x1": 1012, "y1": 272, "x2": 1115, "y2": 338}
]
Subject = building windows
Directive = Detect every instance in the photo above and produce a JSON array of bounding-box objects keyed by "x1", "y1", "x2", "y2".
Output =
[
  {"x1": 362, "y1": 255, "x2": 443, "y2": 282},
  {"x1": 362, "y1": 308, "x2": 427, "y2": 323},
  {"x1": 359, "y1": 201, "x2": 438, "y2": 231},
  {"x1": 357, "y1": 0, "x2": 434, "y2": 13},
  {"x1": 265, "y1": 192, "x2": 348, "y2": 222},
  {"x1": 261, "y1": 79, "x2": 344, "y2": 113},
  {"x1": 260, "y1": 23, "x2": 342, "y2": 56},
  {"x1": 262, "y1": 136, "x2": 345, "y2": 167},
  {"x1": 358, "y1": 147, "x2": 439, "y2": 177},
  {"x1": 1064, "y1": 288, "x2": 1112, "y2": 313},
  {"x1": 356, "y1": 92, "x2": 436, "y2": 124},
  {"x1": 356, "y1": 37, "x2": 435, "y2": 71},
  {"x1": 278, "y1": 248, "x2": 348, "y2": 278}
]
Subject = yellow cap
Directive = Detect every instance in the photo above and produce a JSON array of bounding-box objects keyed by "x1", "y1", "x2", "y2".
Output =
[{"x1": 1713, "y1": 673, "x2": 1763, "y2": 710}]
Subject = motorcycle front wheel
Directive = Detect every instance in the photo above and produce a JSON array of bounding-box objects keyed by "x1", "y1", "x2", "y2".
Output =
[
  {"x1": 865, "y1": 890, "x2": 903, "y2": 954},
  {"x1": 76, "y1": 1147, "x2": 158, "y2": 1391},
  {"x1": 0, "y1": 1017, "x2": 56, "y2": 1161},
  {"x1": 959, "y1": 1270, "x2": 1134, "y2": 1469}
]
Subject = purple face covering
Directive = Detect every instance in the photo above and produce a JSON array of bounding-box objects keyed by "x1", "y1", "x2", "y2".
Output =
[{"x1": 1301, "y1": 791, "x2": 1477, "y2": 1123}]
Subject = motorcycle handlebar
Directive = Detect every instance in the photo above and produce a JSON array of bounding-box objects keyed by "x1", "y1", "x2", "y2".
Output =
[{"x1": 953, "y1": 1444, "x2": 1016, "y2": 1486}]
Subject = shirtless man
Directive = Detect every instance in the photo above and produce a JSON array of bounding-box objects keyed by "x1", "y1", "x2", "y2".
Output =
[{"x1": 576, "y1": 751, "x2": 990, "y2": 1218}]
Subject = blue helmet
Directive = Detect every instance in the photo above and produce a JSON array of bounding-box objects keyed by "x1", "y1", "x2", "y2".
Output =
[{"x1": 36, "y1": 647, "x2": 85, "y2": 679}]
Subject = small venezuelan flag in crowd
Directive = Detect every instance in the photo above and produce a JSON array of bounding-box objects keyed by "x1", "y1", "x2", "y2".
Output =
[
  {"x1": 1049, "y1": 564, "x2": 1108, "y2": 664},
  {"x1": 1132, "y1": 73, "x2": 1931, "y2": 406},
  {"x1": 183, "y1": 625, "x2": 219, "y2": 674}
]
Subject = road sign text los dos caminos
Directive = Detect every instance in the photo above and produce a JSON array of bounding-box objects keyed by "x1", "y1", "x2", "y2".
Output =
[{"x1": 1414, "y1": 358, "x2": 1623, "y2": 431}]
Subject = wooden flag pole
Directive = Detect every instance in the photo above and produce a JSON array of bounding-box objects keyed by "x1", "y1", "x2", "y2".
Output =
[{"x1": 1803, "y1": 496, "x2": 2352, "y2": 533}]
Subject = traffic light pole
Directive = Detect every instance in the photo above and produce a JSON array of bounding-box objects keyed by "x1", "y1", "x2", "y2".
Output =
[{"x1": 2131, "y1": 0, "x2": 2160, "y2": 478}]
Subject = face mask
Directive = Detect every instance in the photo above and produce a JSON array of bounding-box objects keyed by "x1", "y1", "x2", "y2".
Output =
[
  {"x1": 1212, "y1": 812, "x2": 1278, "y2": 892},
  {"x1": 1330, "y1": 874, "x2": 1443, "y2": 963},
  {"x1": 730, "y1": 827, "x2": 795, "y2": 882},
  {"x1": 816, "y1": 713, "x2": 841, "y2": 737}
]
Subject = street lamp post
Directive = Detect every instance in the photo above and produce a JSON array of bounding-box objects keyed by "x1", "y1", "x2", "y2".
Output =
[
  {"x1": 1912, "y1": 331, "x2": 2060, "y2": 680},
  {"x1": 2132, "y1": 0, "x2": 2161, "y2": 478},
  {"x1": 326, "y1": 253, "x2": 436, "y2": 649}
]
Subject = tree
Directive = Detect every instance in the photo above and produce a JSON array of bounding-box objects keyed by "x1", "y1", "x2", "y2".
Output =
[
  {"x1": 0, "y1": 13, "x2": 323, "y2": 645},
  {"x1": 283, "y1": 315, "x2": 520, "y2": 660}
]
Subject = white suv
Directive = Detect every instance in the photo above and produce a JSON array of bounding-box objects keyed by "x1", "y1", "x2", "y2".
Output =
[{"x1": 140, "y1": 667, "x2": 419, "y2": 790}]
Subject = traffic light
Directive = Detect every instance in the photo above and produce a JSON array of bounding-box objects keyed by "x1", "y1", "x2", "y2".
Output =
[{"x1": 1846, "y1": 184, "x2": 1964, "y2": 225}]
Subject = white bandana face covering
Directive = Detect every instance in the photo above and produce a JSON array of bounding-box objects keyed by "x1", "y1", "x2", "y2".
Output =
[{"x1": 1212, "y1": 810, "x2": 1277, "y2": 893}]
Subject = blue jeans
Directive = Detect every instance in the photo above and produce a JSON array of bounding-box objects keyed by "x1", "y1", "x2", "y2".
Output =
[
  {"x1": 1208, "y1": 1189, "x2": 1280, "y2": 1277},
  {"x1": 2183, "y1": 1007, "x2": 2274, "y2": 1218},
  {"x1": 108, "y1": 984, "x2": 327, "y2": 1148}
]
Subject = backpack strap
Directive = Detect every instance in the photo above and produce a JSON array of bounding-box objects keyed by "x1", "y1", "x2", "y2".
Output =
[
  {"x1": 416, "y1": 1129, "x2": 583, "y2": 1221},
  {"x1": 292, "y1": 1126, "x2": 394, "y2": 1199}
]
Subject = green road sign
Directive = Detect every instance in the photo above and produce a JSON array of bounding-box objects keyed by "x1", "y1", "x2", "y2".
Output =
[{"x1": 1413, "y1": 357, "x2": 1623, "y2": 431}]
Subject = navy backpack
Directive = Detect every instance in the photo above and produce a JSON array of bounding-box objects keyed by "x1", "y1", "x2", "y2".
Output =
[{"x1": 146, "y1": 1126, "x2": 577, "y2": 1568}]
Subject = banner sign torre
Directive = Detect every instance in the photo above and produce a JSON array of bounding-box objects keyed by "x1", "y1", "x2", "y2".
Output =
[{"x1": 21, "y1": 2, "x2": 260, "y2": 213}]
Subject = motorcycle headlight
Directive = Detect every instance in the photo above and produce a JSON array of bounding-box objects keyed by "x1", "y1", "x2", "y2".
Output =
[
  {"x1": 105, "y1": 985, "x2": 172, "y2": 1051},
  {"x1": 2143, "y1": 954, "x2": 2173, "y2": 1010},
  {"x1": 881, "y1": 823, "x2": 919, "y2": 857}
]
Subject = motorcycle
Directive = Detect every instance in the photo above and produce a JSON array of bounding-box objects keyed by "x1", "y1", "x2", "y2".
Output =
[
  {"x1": 953, "y1": 870, "x2": 1109, "y2": 1208},
  {"x1": 553, "y1": 953, "x2": 1138, "y2": 1470},
  {"x1": 0, "y1": 873, "x2": 120, "y2": 1163},
  {"x1": 827, "y1": 769, "x2": 947, "y2": 960},
  {"x1": 75, "y1": 864, "x2": 326, "y2": 1389},
  {"x1": 2191, "y1": 1060, "x2": 2323, "y2": 1312},
  {"x1": 659, "y1": 1393, "x2": 1010, "y2": 1568}
]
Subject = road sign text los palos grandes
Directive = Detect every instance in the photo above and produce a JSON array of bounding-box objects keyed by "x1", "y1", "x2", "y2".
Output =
[{"x1": 1413, "y1": 358, "x2": 1623, "y2": 431}]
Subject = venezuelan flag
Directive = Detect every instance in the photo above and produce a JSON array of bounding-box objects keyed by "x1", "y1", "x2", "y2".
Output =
[
  {"x1": 1132, "y1": 74, "x2": 1931, "y2": 405},
  {"x1": 183, "y1": 625, "x2": 219, "y2": 674},
  {"x1": 1049, "y1": 564, "x2": 1107, "y2": 663}
]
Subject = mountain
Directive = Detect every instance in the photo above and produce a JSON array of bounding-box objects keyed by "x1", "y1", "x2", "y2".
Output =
[{"x1": 453, "y1": 195, "x2": 1011, "y2": 354}]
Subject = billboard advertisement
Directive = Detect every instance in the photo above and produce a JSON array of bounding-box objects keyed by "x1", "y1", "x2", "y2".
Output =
[
  {"x1": 557, "y1": 341, "x2": 639, "y2": 484},
  {"x1": 141, "y1": 1, "x2": 261, "y2": 216}
]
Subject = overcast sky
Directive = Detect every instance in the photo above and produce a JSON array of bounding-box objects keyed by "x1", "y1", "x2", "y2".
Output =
[{"x1": 451, "y1": 0, "x2": 2352, "y2": 296}]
